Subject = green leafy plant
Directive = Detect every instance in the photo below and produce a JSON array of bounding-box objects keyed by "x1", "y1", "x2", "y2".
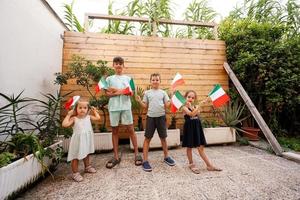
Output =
[
  {"x1": 33, "y1": 92, "x2": 71, "y2": 146},
  {"x1": 0, "y1": 91, "x2": 35, "y2": 152},
  {"x1": 0, "y1": 152, "x2": 15, "y2": 168},
  {"x1": 131, "y1": 86, "x2": 146, "y2": 131}
]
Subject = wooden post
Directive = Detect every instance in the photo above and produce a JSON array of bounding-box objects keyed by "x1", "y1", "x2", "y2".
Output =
[
  {"x1": 84, "y1": 14, "x2": 89, "y2": 32},
  {"x1": 152, "y1": 21, "x2": 157, "y2": 36},
  {"x1": 213, "y1": 23, "x2": 218, "y2": 40},
  {"x1": 223, "y1": 62, "x2": 283, "y2": 155}
]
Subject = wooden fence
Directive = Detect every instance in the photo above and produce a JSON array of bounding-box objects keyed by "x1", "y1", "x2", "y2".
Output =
[{"x1": 61, "y1": 31, "x2": 227, "y2": 138}]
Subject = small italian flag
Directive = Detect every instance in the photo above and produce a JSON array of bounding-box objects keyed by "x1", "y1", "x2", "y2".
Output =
[
  {"x1": 95, "y1": 77, "x2": 108, "y2": 93},
  {"x1": 65, "y1": 96, "x2": 80, "y2": 110},
  {"x1": 122, "y1": 78, "x2": 135, "y2": 96},
  {"x1": 171, "y1": 72, "x2": 185, "y2": 89},
  {"x1": 208, "y1": 84, "x2": 230, "y2": 108},
  {"x1": 170, "y1": 91, "x2": 186, "y2": 113}
]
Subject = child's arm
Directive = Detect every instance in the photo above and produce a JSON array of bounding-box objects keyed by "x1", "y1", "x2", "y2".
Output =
[
  {"x1": 62, "y1": 110, "x2": 75, "y2": 127},
  {"x1": 182, "y1": 105, "x2": 199, "y2": 117},
  {"x1": 90, "y1": 106, "x2": 101, "y2": 121},
  {"x1": 105, "y1": 88, "x2": 123, "y2": 97},
  {"x1": 135, "y1": 95, "x2": 148, "y2": 108},
  {"x1": 164, "y1": 100, "x2": 171, "y2": 108}
]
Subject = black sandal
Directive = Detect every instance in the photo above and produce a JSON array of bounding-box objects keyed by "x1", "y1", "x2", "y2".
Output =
[
  {"x1": 135, "y1": 154, "x2": 143, "y2": 166},
  {"x1": 106, "y1": 158, "x2": 121, "y2": 169}
]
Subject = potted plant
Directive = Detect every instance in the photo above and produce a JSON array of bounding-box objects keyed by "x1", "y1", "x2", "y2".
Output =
[
  {"x1": 207, "y1": 99, "x2": 249, "y2": 145},
  {"x1": 0, "y1": 91, "x2": 63, "y2": 200},
  {"x1": 241, "y1": 112, "x2": 260, "y2": 141}
]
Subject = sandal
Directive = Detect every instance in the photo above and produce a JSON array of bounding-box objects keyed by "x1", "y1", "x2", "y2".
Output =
[
  {"x1": 207, "y1": 166, "x2": 222, "y2": 171},
  {"x1": 106, "y1": 157, "x2": 121, "y2": 169},
  {"x1": 85, "y1": 165, "x2": 97, "y2": 173},
  {"x1": 189, "y1": 164, "x2": 200, "y2": 174},
  {"x1": 135, "y1": 154, "x2": 143, "y2": 166},
  {"x1": 72, "y1": 172, "x2": 83, "y2": 182}
]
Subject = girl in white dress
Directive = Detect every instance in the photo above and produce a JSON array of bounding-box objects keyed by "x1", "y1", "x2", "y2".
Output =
[{"x1": 62, "y1": 99, "x2": 101, "y2": 182}]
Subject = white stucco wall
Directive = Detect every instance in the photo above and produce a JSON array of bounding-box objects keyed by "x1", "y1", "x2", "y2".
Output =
[{"x1": 0, "y1": 0, "x2": 66, "y2": 102}]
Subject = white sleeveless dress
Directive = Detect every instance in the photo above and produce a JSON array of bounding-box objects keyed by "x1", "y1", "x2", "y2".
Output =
[{"x1": 67, "y1": 115, "x2": 95, "y2": 161}]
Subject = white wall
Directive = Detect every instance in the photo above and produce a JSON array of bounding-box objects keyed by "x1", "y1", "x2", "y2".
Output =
[{"x1": 0, "y1": 0, "x2": 66, "y2": 102}]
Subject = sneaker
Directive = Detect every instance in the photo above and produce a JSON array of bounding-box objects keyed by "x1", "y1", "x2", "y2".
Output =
[
  {"x1": 142, "y1": 161, "x2": 152, "y2": 172},
  {"x1": 164, "y1": 156, "x2": 176, "y2": 166}
]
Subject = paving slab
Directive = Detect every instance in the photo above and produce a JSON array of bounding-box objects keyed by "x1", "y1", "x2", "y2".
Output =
[{"x1": 17, "y1": 145, "x2": 300, "y2": 200}]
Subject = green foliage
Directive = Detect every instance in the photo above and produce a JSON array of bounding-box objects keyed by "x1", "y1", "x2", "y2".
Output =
[
  {"x1": 0, "y1": 152, "x2": 15, "y2": 168},
  {"x1": 63, "y1": 0, "x2": 84, "y2": 32},
  {"x1": 131, "y1": 86, "x2": 146, "y2": 131},
  {"x1": 55, "y1": 55, "x2": 114, "y2": 130},
  {"x1": 219, "y1": 0, "x2": 300, "y2": 136},
  {"x1": 0, "y1": 91, "x2": 35, "y2": 150},
  {"x1": 278, "y1": 136, "x2": 300, "y2": 151},
  {"x1": 182, "y1": 0, "x2": 217, "y2": 39},
  {"x1": 33, "y1": 92, "x2": 71, "y2": 146}
]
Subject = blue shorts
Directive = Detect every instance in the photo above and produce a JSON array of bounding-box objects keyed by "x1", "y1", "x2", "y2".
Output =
[{"x1": 109, "y1": 110, "x2": 133, "y2": 127}]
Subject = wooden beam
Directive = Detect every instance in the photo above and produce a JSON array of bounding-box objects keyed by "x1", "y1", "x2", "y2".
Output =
[
  {"x1": 84, "y1": 13, "x2": 216, "y2": 32},
  {"x1": 223, "y1": 62, "x2": 283, "y2": 155}
]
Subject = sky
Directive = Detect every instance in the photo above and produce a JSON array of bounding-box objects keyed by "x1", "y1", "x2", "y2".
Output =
[{"x1": 47, "y1": 0, "x2": 242, "y2": 30}]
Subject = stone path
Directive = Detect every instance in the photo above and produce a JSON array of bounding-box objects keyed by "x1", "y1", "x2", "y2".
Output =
[{"x1": 18, "y1": 145, "x2": 300, "y2": 200}]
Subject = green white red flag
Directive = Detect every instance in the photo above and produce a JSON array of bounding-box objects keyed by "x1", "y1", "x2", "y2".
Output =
[
  {"x1": 95, "y1": 77, "x2": 108, "y2": 93},
  {"x1": 171, "y1": 72, "x2": 185, "y2": 89},
  {"x1": 208, "y1": 84, "x2": 230, "y2": 108},
  {"x1": 170, "y1": 91, "x2": 186, "y2": 113},
  {"x1": 122, "y1": 78, "x2": 135, "y2": 96},
  {"x1": 65, "y1": 96, "x2": 80, "y2": 110}
]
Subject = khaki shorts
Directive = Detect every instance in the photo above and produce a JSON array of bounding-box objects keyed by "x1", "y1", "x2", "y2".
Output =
[{"x1": 109, "y1": 110, "x2": 133, "y2": 127}]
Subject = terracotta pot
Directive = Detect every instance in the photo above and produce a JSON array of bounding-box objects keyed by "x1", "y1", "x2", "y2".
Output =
[{"x1": 242, "y1": 127, "x2": 260, "y2": 141}]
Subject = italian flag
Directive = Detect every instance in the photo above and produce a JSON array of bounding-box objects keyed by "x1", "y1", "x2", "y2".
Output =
[
  {"x1": 95, "y1": 77, "x2": 108, "y2": 93},
  {"x1": 65, "y1": 96, "x2": 80, "y2": 110},
  {"x1": 171, "y1": 72, "x2": 185, "y2": 89},
  {"x1": 122, "y1": 78, "x2": 135, "y2": 96},
  {"x1": 208, "y1": 84, "x2": 230, "y2": 108},
  {"x1": 170, "y1": 91, "x2": 186, "y2": 113}
]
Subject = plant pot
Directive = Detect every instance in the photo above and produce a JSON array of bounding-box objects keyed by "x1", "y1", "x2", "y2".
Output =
[
  {"x1": 130, "y1": 129, "x2": 180, "y2": 149},
  {"x1": 58, "y1": 132, "x2": 113, "y2": 153},
  {"x1": 242, "y1": 127, "x2": 260, "y2": 141},
  {"x1": 203, "y1": 127, "x2": 236, "y2": 145},
  {"x1": 0, "y1": 141, "x2": 62, "y2": 200}
]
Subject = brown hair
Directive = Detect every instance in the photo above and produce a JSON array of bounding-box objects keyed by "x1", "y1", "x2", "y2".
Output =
[
  {"x1": 113, "y1": 56, "x2": 124, "y2": 64},
  {"x1": 184, "y1": 90, "x2": 197, "y2": 100},
  {"x1": 150, "y1": 73, "x2": 161, "y2": 82}
]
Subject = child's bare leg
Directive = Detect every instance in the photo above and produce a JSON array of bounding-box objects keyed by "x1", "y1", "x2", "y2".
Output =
[
  {"x1": 160, "y1": 138, "x2": 169, "y2": 158},
  {"x1": 71, "y1": 159, "x2": 79, "y2": 173},
  {"x1": 83, "y1": 155, "x2": 90, "y2": 167},
  {"x1": 186, "y1": 148, "x2": 193, "y2": 164},
  {"x1": 197, "y1": 145, "x2": 213, "y2": 167},
  {"x1": 127, "y1": 124, "x2": 138, "y2": 156},
  {"x1": 112, "y1": 126, "x2": 120, "y2": 160},
  {"x1": 143, "y1": 137, "x2": 151, "y2": 161}
]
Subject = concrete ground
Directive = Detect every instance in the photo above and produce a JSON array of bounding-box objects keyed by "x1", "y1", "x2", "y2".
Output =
[{"x1": 18, "y1": 145, "x2": 300, "y2": 200}]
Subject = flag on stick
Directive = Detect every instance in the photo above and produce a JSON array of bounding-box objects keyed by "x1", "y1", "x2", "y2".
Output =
[
  {"x1": 122, "y1": 78, "x2": 135, "y2": 96},
  {"x1": 170, "y1": 91, "x2": 186, "y2": 113},
  {"x1": 208, "y1": 84, "x2": 230, "y2": 108},
  {"x1": 171, "y1": 72, "x2": 185, "y2": 89},
  {"x1": 95, "y1": 77, "x2": 108, "y2": 93},
  {"x1": 65, "y1": 96, "x2": 80, "y2": 110}
]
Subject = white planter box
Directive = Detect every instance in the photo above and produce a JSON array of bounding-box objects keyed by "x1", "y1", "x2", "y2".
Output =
[
  {"x1": 0, "y1": 141, "x2": 62, "y2": 200},
  {"x1": 130, "y1": 129, "x2": 180, "y2": 149},
  {"x1": 203, "y1": 127, "x2": 236, "y2": 145},
  {"x1": 59, "y1": 132, "x2": 113, "y2": 153}
]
